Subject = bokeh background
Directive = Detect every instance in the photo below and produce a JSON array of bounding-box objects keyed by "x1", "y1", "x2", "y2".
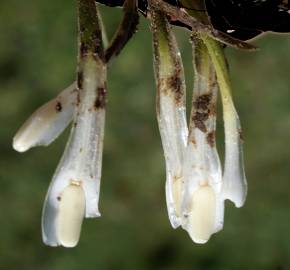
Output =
[{"x1": 1, "y1": 1, "x2": 290, "y2": 269}]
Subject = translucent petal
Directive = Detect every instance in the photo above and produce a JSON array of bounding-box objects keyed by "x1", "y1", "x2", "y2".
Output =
[
  {"x1": 222, "y1": 104, "x2": 247, "y2": 207},
  {"x1": 42, "y1": 182, "x2": 85, "y2": 247},
  {"x1": 201, "y1": 35, "x2": 248, "y2": 208},
  {"x1": 13, "y1": 83, "x2": 77, "y2": 152},
  {"x1": 181, "y1": 40, "x2": 224, "y2": 240},
  {"x1": 181, "y1": 139, "x2": 224, "y2": 238},
  {"x1": 151, "y1": 11, "x2": 188, "y2": 227}
]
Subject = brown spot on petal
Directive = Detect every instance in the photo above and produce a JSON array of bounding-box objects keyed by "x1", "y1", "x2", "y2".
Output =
[
  {"x1": 190, "y1": 137, "x2": 196, "y2": 145},
  {"x1": 239, "y1": 129, "x2": 244, "y2": 142},
  {"x1": 193, "y1": 94, "x2": 212, "y2": 111},
  {"x1": 192, "y1": 112, "x2": 209, "y2": 132},
  {"x1": 77, "y1": 71, "x2": 84, "y2": 90},
  {"x1": 165, "y1": 66, "x2": 185, "y2": 105},
  {"x1": 55, "y1": 102, "x2": 62, "y2": 112},
  {"x1": 192, "y1": 94, "x2": 215, "y2": 132},
  {"x1": 80, "y1": 42, "x2": 88, "y2": 57},
  {"x1": 206, "y1": 131, "x2": 215, "y2": 147},
  {"x1": 94, "y1": 87, "x2": 107, "y2": 109}
]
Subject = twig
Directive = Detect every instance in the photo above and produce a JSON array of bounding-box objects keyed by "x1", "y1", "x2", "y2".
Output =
[
  {"x1": 148, "y1": 0, "x2": 257, "y2": 51},
  {"x1": 104, "y1": 0, "x2": 139, "y2": 62}
]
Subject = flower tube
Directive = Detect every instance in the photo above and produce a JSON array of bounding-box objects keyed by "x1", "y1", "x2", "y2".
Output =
[
  {"x1": 42, "y1": 0, "x2": 107, "y2": 247},
  {"x1": 151, "y1": 10, "x2": 188, "y2": 228},
  {"x1": 202, "y1": 35, "x2": 247, "y2": 208},
  {"x1": 181, "y1": 38, "x2": 223, "y2": 244},
  {"x1": 13, "y1": 82, "x2": 77, "y2": 152}
]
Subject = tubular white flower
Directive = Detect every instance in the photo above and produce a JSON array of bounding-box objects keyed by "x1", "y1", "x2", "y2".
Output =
[
  {"x1": 42, "y1": 56, "x2": 106, "y2": 247},
  {"x1": 42, "y1": 0, "x2": 106, "y2": 247},
  {"x1": 13, "y1": 82, "x2": 77, "y2": 152},
  {"x1": 151, "y1": 10, "x2": 188, "y2": 228},
  {"x1": 202, "y1": 35, "x2": 247, "y2": 208},
  {"x1": 181, "y1": 39, "x2": 223, "y2": 244}
]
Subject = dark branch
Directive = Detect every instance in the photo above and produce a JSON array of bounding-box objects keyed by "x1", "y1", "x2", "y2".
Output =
[
  {"x1": 148, "y1": 0, "x2": 257, "y2": 51},
  {"x1": 104, "y1": 0, "x2": 139, "y2": 62}
]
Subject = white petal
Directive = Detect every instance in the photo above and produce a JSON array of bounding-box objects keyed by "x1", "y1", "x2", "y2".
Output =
[
  {"x1": 13, "y1": 83, "x2": 77, "y2": 152},
  {"x1": 42, "y1": 181, "x2": 85, "y2": 247},
  {"x1": 222, "y1": 104, "x2": 247, "y2": 207},
  {"x1": 159, "y1": 96, "x2": 187, "y2": 227},
  {"x1": 181, "y1": 39, "x2": 224, "y2": 237},
  {"x1": 181, "y1": 140, "x2": 224, "y2": 236},
  {"x1": 200, "y1": 35, "x2": 248, "y2": 208}
]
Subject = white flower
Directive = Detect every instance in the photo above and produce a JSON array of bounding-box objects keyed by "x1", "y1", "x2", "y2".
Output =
[
  {"x1": 181, "y1": 40, "x2": 224, "y2": 243},
  {"x1": 151, "y1": 10, "x2": 188, "y2": 228},
  {"x1": 42, "y1": 56, "x2": 107, "y2": 247}
]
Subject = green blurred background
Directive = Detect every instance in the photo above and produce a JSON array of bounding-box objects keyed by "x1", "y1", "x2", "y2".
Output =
[{"x1": 1, "y1": 1, "x2": 290, "y2": 269}]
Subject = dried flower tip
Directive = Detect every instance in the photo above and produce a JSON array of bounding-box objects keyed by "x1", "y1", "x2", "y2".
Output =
[
  {"x1": 151, "y1": 10, "x2": 188, "y2": 228},
  {"x1": 13, "y1": 83, "x2": 77, "y2": 152}
]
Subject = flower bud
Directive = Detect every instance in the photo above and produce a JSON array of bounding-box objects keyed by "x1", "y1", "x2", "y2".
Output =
[{"x1": 13, "y1": 83, "x2": 77, "y2": 152}]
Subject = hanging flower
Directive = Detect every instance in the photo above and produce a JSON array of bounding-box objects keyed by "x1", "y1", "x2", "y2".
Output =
[
  {"x1": 150, "y1": 5, "x2": 247, "y2": 244},
  {"x1": 181, "y1": 38, "x2": 224, "y2": 243},
  {"x1": 151, "y1": 10, "x2": 188, "y2": 228},
  {"x1": 12, "y1": 0, "x2": 255, "y2": 247}
]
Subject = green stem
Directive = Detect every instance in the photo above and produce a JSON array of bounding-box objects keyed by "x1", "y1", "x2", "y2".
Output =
[
  {"x1": 78, "y1": 0, "x2": 104, "y2": 59},
  {"x1": 201, "y1": 34, "x2": 234, "y2": 108}
]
